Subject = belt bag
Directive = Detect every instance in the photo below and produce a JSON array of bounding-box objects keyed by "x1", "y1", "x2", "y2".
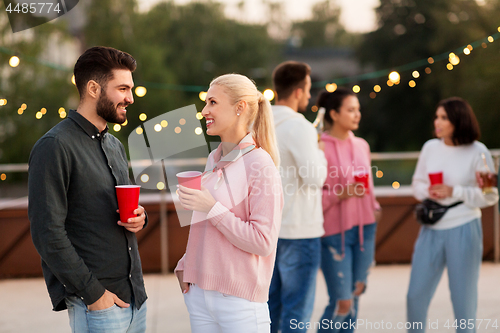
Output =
[{"x1": 415, "y1": 199, "x2": 463, "y2": 225}]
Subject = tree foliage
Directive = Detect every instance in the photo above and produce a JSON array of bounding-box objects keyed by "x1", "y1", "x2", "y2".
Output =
[{"x1": 356, "y1": 0, "x2": 500, "y2": 151}]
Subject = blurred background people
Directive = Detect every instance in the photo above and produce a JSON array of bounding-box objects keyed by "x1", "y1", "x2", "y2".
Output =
[
  {"x1": 268, "y1": 61, "x2": 327, "y2": 333},
  {"x1": 316, "y1": 88, "x2": 380, "y2": 332},
  {"x1": 408, "y1": 97, "x2": 499, "y2": 333}
]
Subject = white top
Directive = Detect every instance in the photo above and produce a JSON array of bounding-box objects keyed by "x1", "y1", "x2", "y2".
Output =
[
  {"x1": 272, "y1": 105, "x2": 327, "y2": 239},
  {"x1": 412, "y1": 139, "x2": 499, "y2": 230}
]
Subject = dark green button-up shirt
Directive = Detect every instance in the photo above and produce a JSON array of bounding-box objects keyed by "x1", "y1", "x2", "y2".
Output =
[{"x1": 28, "y1": 110, "x2": 147, "y2": 311}]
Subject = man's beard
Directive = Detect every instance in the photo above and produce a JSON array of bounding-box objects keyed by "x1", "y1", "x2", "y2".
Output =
[{"x1": 96, "y1": 91, "x2": 127, "y2": 124}]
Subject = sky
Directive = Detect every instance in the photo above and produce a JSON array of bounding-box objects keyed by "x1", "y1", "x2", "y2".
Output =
[{"x1": 137, "y1": 0, "x2": 380, "y2": 33}]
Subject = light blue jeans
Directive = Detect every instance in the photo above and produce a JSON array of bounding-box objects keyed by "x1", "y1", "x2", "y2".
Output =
[
  {"x1": 268, "y1": 238, "x2": 321, "y2": 333},
  {"x1": 318, "y1": 223, "x2": 377, "y2": 333},
  {"x1": 407, "y1": 218, "x2": 483, "y2": 333},
  {"x1": 65, "y1": 295, "x2": 147, "y2": 333}
]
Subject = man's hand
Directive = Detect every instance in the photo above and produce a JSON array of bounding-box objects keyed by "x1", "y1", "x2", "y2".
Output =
[
  {"x1": 175, "y1": 270, "x2": 190, "y2": 294},
  {"x1": 117, "y1": 205, "x2": 146, "y2": 233},
  {"x1": 87, "y1": 289, "x2": 129, "y2": 311}
]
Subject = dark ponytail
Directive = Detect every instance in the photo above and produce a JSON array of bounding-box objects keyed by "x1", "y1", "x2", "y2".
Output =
[{"x1": 316, "y1": 87, "x2": 355, "y2": 126}]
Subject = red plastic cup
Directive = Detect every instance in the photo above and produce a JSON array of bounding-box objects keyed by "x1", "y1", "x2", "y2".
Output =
[
  {"x1": 353, "y1": 170, "x2": 370, "y2": 194},
  {"x1": 176, "y1": 171, "x2": 202, "y2": 190},
  {"x1": 428, "y1": 172, "x2": 443, "y2": 185},
  {"x1": 115, "y1": 185, "x2": 141, "y2": 223}
]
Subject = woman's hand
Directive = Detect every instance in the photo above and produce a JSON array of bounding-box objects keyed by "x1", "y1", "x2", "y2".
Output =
[
  {"x1": 374, "y1": 208, "x2": 382, "y2": 222},
  {"x1": 177, "y1": 185, "x2": 216, "y2": 213},
  {"x1": 429, "y1": 184, "x2": 453, "y2": 200},
  {"x1": 338, "y1": 183, "x2": 366, "y2": 200},
  {"x1": 175, "y1": 270, "x2": 190, "y2": 294}
]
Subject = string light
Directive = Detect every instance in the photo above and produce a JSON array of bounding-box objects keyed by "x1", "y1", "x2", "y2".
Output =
[
  {"x1": 141, "y1": 174, "x2": 149, "y2": 183},
  {"x1": 311, "y1": 105, "x2": 318, "y2": 112},
  {"x1": 179, "y1": 118, "x2": 186, "y2": 125},
  {"x1": 175, "y1": 127, "x2": 181, "y2": 134},
  {"x1": 263, "y1": 89, "x2": 275, "y2": 101},
  {"x1": 0, "y1": 99, "x2": 6, "y2": 106},
  {"x1": 447, "y1": 63, "x2": 454, "y2": 70},
  {"x1": 425, "y1": 67, "x2": 432, "y2": 74},
  {"x1": 427, "y1": 57, "x2": 434, "y2": 64},
  {"x1": 40, "y1": 108, "x2": 47, "y2": 115},
  {"x1": 139, "y1": 113, "x2": 147, "y2": 121},
  {"x1": 195, "y1": 127, "x2": 203, "y2": 135},
  {"x1": 36, "y1": 112, "x2": 43, "y2": 119},
  {"x1": 325, "y1": 83, "x2": 337, "y2": 92},
  {"x1": 9, "y1": 56, "x2": 20, "y2": 67},
  {"x1": 161, "y1": 120, "x2": 168, "y2": 127},
  {"x1": 369, "y1": 92, "x2": 376, "y2": 99},
  {"x1": 154, "y1": 124, "x2": 162, "y2": 132},
  {"x1": 488, "y1": 36, "x2": 494, "y2": 43},
  {"x1": 136, "y1": 127, "x2": 143, "y2": 135},
  {"x1": 135, "y1": 86, "x2": 147, "y2": 97},
  {"x1": 392, "y1": 181, "x2": 400, "y2": 189},
  {"x1": 156, "y1": 182, "x2": 165, "y2": 190},
  {"x1": 463, "y1": 48, "x2": 471, "y2": 55},
  {"x1": 71, "y1": 75, "x2": 76, "y2": 85},
  {"x1": 388, "y1": 71, "x2": 400, "y2": 83},
  {"x1": 199, "y1": 91, "x2": 207, "y2": 101},
  {"x1": 373, "y1": 85, "x2": 381, "y2": 92},
  {"x1": 113, "y1": 124, "x2": 121, "y2": 132},
  {"x1": 409, "y1": 80, "x2": 416, "y2": 88},
  {"x1": 0, "y1": 173, "x2": 6, "y2": 181},
  {"x1": 122, "y1": 119, "x2": 128, "y2": 126},
  {"x1": 412, "y1": 71, "x2": 420, "y2": 79},
  {"x1": 352, "y1": 85, "x2": 360, "y2": 93},
  {"x1": 376, "y1": 170, "x2": 383, "y2": 178},
  {"x1": 196, "y1": 112, "x2": 203, "y2": 120}
]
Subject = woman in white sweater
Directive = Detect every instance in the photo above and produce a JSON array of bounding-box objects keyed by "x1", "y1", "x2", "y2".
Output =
[{"x1": 407, "y1": 97, "x2": 498, "y2": 333}]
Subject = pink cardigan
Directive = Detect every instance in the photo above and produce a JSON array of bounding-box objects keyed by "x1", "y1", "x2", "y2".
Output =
[
  {"x1": 175, "y1": 146, "x2": 283, "y2": 303},
  {"x1": 321, "y1": 132, "x2": 379, "y2": 244}
]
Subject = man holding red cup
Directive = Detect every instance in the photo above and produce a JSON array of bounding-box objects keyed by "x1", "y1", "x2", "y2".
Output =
[{"x1": 28, "y1": 47, "x2": 148, "y2": 332}]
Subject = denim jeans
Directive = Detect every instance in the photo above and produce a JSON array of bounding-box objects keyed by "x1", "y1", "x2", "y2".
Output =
[
  {"x1": 268, "y1": 238, "x2": 321, "y2": 333},
  {"x1": 318, "y1": 223, "x2": 377, "y2": 333},
  {"x1": 65, "y1": 295, "x2": 147, "y2": 333},
  {"x1": 407, "y1": 218, "x2": 482, "y2": 333},
  {"x1": 184, "y1": 283, "x2": 271, "y2": 333}
]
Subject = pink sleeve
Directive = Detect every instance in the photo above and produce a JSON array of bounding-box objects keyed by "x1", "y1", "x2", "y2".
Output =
[
  {"x1": 206, "y1": 165, "x2": 283, "y2": 257},
  {"x1": 174, "y1": 254, "x2": 185, "y2": 272},
  {"x1": 322, "y1": 184, "x2": 340, "y2": 212}
]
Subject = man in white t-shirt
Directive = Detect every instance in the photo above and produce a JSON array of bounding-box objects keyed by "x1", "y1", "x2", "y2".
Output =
[{"x1": 268, "y1": 61, "x2": 327, "y2": 333}]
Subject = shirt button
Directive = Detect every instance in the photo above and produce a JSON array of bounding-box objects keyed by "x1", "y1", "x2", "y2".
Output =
[
  {"x1": 81, "y1": 297, "x2": 84, "y2": 300},
  {"x1": 129, "y1": 247, "x2": 132, "y2": 251},
  {"x1": 109, "y1": 165, "x2": 112, "y2": 169},
  {"x1": 97, "y1": 133, "x2": 100, "y2": 137},
  {"x1": 129, "y1": 274, "x2": 132, "y2": 278},
  {"x1": 91, "y1": 135, "x2": 95, "y2": 139}
]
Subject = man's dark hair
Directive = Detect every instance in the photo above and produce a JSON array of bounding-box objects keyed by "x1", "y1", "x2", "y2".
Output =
[
  {"x1": 437, "y1": 97, "x2": 480, "y2": 145},
  {"x1": 74, "y1": 46, "x2": 136, "y2": 99},
  {"x1": 272, "y1": 61, "x2": 311, "y2": 101}
]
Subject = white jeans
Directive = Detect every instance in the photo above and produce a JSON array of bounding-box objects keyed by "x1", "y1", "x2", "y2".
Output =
[{"x1": 183, "y1": 284, "x2": 271, "y2": 333}]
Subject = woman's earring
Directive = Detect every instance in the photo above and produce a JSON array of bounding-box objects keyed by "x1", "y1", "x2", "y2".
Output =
[{"x1": 237, "y1": 113, "x2": 240, "y2": 116}]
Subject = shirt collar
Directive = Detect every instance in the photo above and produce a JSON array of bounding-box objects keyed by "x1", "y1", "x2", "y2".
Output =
[{"x1": 68, "y1": 109, "x2": 109, "y2": 140}]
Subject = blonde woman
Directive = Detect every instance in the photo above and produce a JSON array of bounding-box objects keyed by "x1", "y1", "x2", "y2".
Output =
[{"x1": 175, "y1": 74, "x2": 284, "y2": 333}]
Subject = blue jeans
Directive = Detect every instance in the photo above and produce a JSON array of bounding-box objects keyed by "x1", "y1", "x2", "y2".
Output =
[
  {"x1": 268, "y1": 238, "x2": 321, "y2": 333},
  {"x1": 318, "y1": 223, "x2": 377, "y2": 333},
  {"x1": 65, "y1": 296, "x2": 147, "y2": 333},
  {"x1": 407, "y1": 218, "x2": 482, "y2": 333}
]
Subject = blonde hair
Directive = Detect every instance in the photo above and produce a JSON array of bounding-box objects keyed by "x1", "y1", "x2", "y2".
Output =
[{"x1": 210, "y1": 74, "x2": 280, "y2": 167}]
